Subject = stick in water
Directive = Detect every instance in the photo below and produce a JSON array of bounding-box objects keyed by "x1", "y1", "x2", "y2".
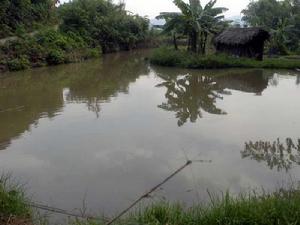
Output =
[
  {"x1": 106, "y1": 160, "x2": 193, "y2": 225},
  {"x1": 27, "y1": 201, "x2": 101, "y2": 221}
]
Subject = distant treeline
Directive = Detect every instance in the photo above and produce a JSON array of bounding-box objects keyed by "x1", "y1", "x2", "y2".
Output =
[{"x1": 0, "y1": 0, "x2": 151, "y2": 72}]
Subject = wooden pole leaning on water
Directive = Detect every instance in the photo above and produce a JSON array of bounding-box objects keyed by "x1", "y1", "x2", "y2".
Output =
[
  {"x1": 27, "y1": 159, "x2": 207, "y2": 224},
  {"x1": 106, "y1": 160, "x2": 193, "y2": 225}
]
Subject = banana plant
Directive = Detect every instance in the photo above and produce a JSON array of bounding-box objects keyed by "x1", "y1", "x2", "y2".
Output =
[
  {"x1": 156, "y1": 12, "x2": 185, "y2": 50},
  {"x1": 157, "y1": 0, "x2": 228, "y2": 54}
]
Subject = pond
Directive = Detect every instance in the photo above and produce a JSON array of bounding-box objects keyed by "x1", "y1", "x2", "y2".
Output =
[{"x1": 0, "y1": 50, "x2": 300, "y2": 217}]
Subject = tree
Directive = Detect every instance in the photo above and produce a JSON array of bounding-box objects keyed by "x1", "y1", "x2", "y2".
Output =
[
  {"x1": 157, "y1": 0, "x2": 227, "y2": 54},
  {"x1": 156, "y1": 12, "x2": 185, "y2": 50},
  {"x1": 58, "y1": 0, "x2": 149, "y2": 53},
  {"x1": 242, "y1": 0, "x2": 300, "y2": 54},
  {"x1": 196, "y1": 0, "x2": 229, "y2": 54}
]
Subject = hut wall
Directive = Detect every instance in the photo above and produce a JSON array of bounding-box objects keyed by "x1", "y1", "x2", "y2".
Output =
[
  {"x1": 215, "y1": 35, "x2": 267, "y2": 61},
  {"x1": 216, "y1": 42, "x2": 264, "y2": 61}
]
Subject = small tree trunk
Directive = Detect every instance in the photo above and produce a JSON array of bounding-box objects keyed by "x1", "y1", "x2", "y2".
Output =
[
  {"x1": 202, "y1": 32, "x2": 208, "y2": 55},
  {"x1": 187, "y1": 37, "x2": 191, "y2": 51},
  {"x1": 199, "y1": 32, "x2": 208, "y2": 55},
  {"x1": 190, "y1": 31, "x2": 198, "y2": 53},
  {"x1": 173, "y1": 33, "x2": 178, "y2": 50}
]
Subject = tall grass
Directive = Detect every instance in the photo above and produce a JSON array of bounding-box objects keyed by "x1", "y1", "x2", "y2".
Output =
[
  {"x1": 2, "y1": 173, "x2": 300, "y2": 225},
  {"x1": 71, "y1": 188, "x2": 300, "y2": 225},
  {"x1": 150, "y1": 47, "x2": 300, "y2": 69},
  {"x1": 0, "y1": 174, "x2": 31, "y2": 220}
]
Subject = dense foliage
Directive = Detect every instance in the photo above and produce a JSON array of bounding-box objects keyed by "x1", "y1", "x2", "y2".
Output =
[
  {"x1": 0, "y1": 0, "x2": 57, "y2": 38},
  {"x1": 0, "y1": 0, "x2": 150, "y2": 72},
  {"x1": 0, "y1": 29, "x2": 101, "y2": 71},
  {"x1": 58, "y1": 0, "x2": 149, "y2": 53},
  {"x1": 242, "y1": 0, "x2": 300, "y2": 54}
]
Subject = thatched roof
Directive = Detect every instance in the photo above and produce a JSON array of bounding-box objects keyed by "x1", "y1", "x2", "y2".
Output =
[{"x1": 215, "y1": 28, "x2": 270, "y2": 45}]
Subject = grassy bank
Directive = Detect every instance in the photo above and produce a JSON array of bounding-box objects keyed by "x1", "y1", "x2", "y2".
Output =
[
  {"x1": 150, "y1": 48, "x2": 300, "y2": 70},
  {"x1": 77, "y1": 189, "x2": 300, "y2": 225},
  {"x1": 2, "y1": 176, "x2": 300, "y2": 225},
  {"x1": 0, "y1": 175, "x2": 32, "y2": 225}
]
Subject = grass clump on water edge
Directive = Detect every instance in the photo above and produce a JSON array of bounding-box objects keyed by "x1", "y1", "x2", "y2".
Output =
[
  {"x1": 150, "y1": 47, "x2": 300, "y2": 69},
  {"x1": 72, "y1": 188, "x2": 300, "y2": 225},
  {"x1": 0, "y1": 174, "x2": 32, "y2": 224}
]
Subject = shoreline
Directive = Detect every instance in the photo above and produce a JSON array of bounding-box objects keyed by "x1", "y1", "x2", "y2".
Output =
[
  {"x1": 1, "y1": 179, "x2": 300, "y2": 225},
  {"x1": 150, "y1": 48, "x2": 300, "y2": 70}
]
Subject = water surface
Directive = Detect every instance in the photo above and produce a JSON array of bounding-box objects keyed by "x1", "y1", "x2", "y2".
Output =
[{"x1": 0, "y1": 51, "x2": 300, "y2": 216}]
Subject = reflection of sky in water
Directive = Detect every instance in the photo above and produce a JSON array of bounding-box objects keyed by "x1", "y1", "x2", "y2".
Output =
[{"x1": 0, "y1": 53, "x2": 300, "y2": 217}]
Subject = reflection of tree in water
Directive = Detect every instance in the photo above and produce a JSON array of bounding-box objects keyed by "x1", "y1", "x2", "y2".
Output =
[
  {"x1": 268, "y1": 73, "x2": 300, "y2": 86},
  {"x1": 66, "y1": 53, "x2": 149, "y2": 117},
  {"x1": 0, "y1": 73, "x2": 64, "y2": 150},
  {"x1": 0, "y1": 51, "x2": 149, "y2": 150},
  {"x1": 268, "y1": 73, "x2": 279, "y2": 86},
  {"x1": 241, "y1": 138, "x2": 300, "y2": 172},
  {"x1": 155, "y1": 69, "x2": 269, "y2": 126},
  {"x1": 216, "y1": 70, "x2": 268, "y2": 95},
  {"x1": 157, "y1": 74, "x2": 226, "y2": 126}
]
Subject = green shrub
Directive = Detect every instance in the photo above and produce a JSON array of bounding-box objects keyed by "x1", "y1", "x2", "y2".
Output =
[
  {"x1": 65, "y1": 31, "x2": 87, "y2": 49},
  {"x1": 7, "y1": 56, "x2": 30, "y2": 71},
  {"x1": 0, "y1": 29, "x2": 99, "y2": 71},
  {"x1": 46, "y1": 49, "x2": 66, "y2": 65},
  {"x1": 86, "y1": 48, "x2": 102, "y2": 58},
  {"x1": 150, "y1": 47, "x2": 187, "y2": 67}
]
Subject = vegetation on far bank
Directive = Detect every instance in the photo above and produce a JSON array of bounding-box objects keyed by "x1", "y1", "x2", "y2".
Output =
[
  {"x1": 0, "y1": 29, "x2": 102, "y2": 72},
  {"x1": 152, "y1": 0, "x2": 299, "y2": 70},
  {"x1": 150, "y1": 48, "x2": 300, "y2": 69},
  {"x1": 1, "y1": 0, "x2": 299, "y2": 72},
  {"x1": 0, "y1": 0, "x2": 58, "y2": 39},
  {"x1": 157, "y1": 0, "x2": 300, "y2": 56},
  {"x1": 0, "y1": 0, "x2": 151, "y2": 72},
  {"x1": 242, "y1": 0, "x2": 300, "y2": 55}
]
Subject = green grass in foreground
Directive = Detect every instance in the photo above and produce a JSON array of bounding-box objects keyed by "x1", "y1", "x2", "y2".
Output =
[
  {"x1": 0, "y1": 175, "x2": 31, "y2": 221},
  {"x1": 150, "y1": 47, "x2": 300, "y2": 69},
  {"x1": 73, "y1": 188, "x2": 300, "y2": 225},
  {"x1": 2, "y1": 175, "x2": 300, "y2": 225}
]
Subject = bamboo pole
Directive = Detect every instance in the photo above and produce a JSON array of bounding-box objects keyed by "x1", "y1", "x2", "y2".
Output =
[{"x1": 106, "y1": 160, "x2": 193, "y2": 225}]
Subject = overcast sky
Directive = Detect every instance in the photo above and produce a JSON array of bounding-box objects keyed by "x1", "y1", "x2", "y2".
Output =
[{"x1": 60, "y1": 0, "x2": 250, "y2": 18}]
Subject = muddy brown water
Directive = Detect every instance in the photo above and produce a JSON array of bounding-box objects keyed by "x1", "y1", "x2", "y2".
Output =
[{"x1": 0, "y1": 50, "x2": 300, "y2": 218}]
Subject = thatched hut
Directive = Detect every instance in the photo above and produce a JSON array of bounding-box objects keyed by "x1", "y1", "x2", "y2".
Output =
[{"x1": 214, "y1": 28, "x2": 270, "y2": 60}]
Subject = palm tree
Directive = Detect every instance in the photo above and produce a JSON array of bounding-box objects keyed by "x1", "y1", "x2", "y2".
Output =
[{"x1": 157, "y1": 0, "x2": 228, "y2": 54}]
